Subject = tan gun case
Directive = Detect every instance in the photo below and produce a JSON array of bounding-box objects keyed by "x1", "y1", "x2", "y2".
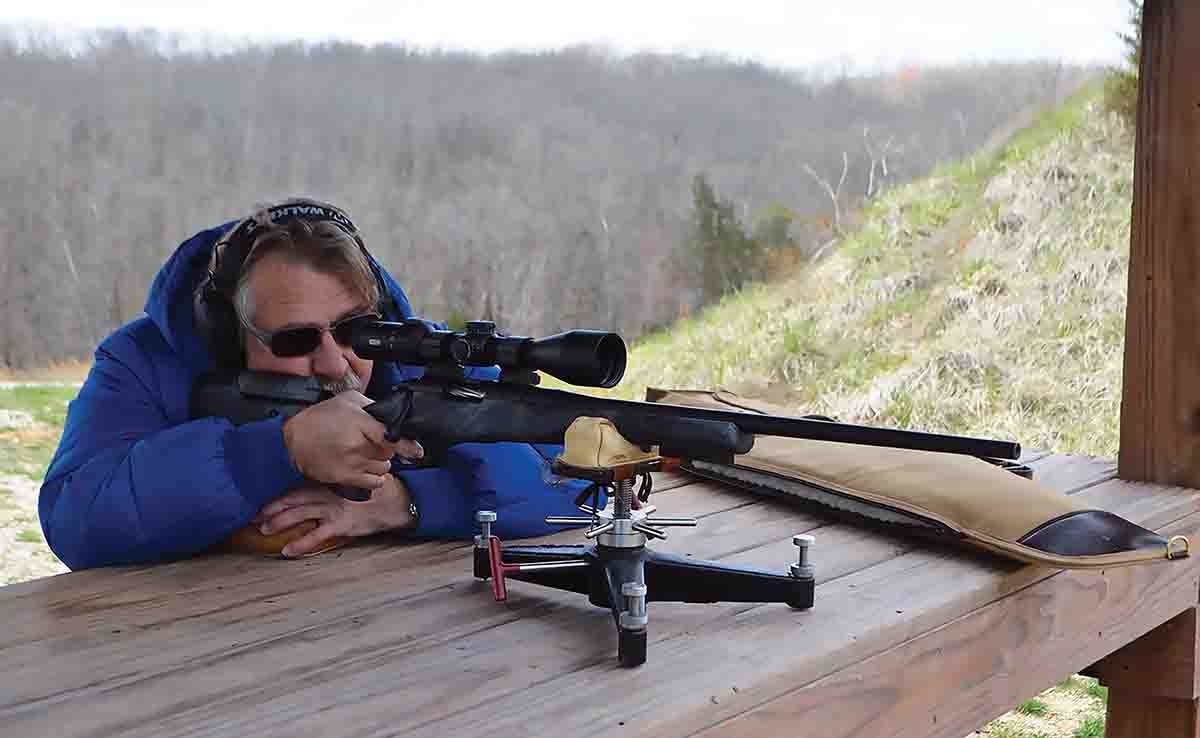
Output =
[{"x1": 647, "y1": 388, "x2": 1188, "y2": 568}]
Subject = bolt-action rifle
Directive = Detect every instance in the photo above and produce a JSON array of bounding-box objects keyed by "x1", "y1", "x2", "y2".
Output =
[
  {"x1": 191, "y1": 318, "x2": 1021, "y2": 467},
  {"x1": 190, "y1": 318, "x2": 1024, "y2": 667}
]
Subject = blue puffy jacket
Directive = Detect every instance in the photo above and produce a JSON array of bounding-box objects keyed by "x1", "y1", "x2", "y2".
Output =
[{"x1": 39, "y1": 221, "x2": 597, "y2": 569}]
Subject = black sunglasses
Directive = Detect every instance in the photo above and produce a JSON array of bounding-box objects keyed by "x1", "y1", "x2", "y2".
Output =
[{"x1": 242, "y1": 311, "x2": 380, "y2": 357}]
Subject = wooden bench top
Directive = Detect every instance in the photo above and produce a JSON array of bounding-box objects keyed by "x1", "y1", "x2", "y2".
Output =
[{"x1": 2, "y1": 452, "x2": 1199, "y2": 738}]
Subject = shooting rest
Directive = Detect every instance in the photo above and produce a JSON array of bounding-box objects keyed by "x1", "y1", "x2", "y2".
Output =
[{"x1": 473, "y1": 417, "x2": 814, "y2": 667}]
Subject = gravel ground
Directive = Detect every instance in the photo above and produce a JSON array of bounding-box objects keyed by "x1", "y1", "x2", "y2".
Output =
[
  {"x1": 0, "y1": 474, "x2": 68, "y2": 585},
  {"x1": 0, "y1": 386, "x2": 73, "y2": 585}
]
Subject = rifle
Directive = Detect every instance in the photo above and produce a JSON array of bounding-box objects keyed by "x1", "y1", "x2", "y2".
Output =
[
  {"x1": 190, "y1": 318, "x2": 1025, "y2": 667},
  {"x1": 191, "y1": 318, "x2": 1021, "y2": 467}
]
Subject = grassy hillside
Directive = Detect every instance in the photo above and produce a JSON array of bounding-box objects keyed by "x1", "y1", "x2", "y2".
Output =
[{"x1": 600, "y1": 83, "x2": 1130, "y2": 460}]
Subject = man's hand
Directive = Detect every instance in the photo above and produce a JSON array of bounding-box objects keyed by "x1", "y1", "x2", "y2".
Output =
[
  {"x1": 281, "y1": 390, "x2": 423, "y2": 489},
  {"x1": 253, "y1": 476, "x2": 418, "y2": 558}
]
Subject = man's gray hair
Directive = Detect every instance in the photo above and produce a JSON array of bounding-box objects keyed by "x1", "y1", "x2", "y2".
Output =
[{"x1": 232, "y1": 206, "x2": 380, "y2": 331}]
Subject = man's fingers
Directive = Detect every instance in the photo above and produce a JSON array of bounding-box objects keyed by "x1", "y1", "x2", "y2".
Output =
[
  {"x1": 364, "y1": 438, "x2": 423, "y2": 462},
  {"x1": 260, "y1": 504, "x2": 326, "y2": 535},
  {"x1": 258, "y1": 497, "x2": 300, "y2": 521},
  {"x1": 357, "y1": 413, "x2": 391, "y2": 448},
  {"x1": 362, "y1": 459, "x2": 391, "y2": 477},
  {"x1": 286, "y1": 390, "x2": 424, "y2": 488},
  {"x1": 363, "y1": 437, "x2": 398, "y2": 461},
  {"x1": 348, "y1": 472, "x2": 389, "y2": 490},
  {"x1": 259, "y1": 488, "x2": 334, "y2": 519},
  {"x1": 281, "y1": 522, "x2": 342, "y2": 558},
  {"x1": 363, "y1": 438, "x2": 422, "y2": 462},
  {"x1": 395, "y1": 439, "x2": 424, "y2": 460},
  {"x1": 335, "y1": 390, "x2": 373, "y2": 408},
  {"x1": 336, "y1": 390, "x2": 393, "y2": 453}
]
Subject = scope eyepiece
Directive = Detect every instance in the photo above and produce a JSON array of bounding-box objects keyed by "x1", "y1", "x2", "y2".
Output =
[{"x1": 351, "y1": 318, "x2": 627, "y2": 388}]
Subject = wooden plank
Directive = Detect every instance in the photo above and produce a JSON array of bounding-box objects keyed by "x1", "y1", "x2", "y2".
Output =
[
  {"x1": 1119, "y1": 0, "x2": 1200, "y2": 487},
  {"x1": 1089, "y1": 607, "x2": 1200, "y2": 701},
  {"x1": 686, "y1": 512, "x2": 1200, "y2": 738},
  {"x1": 650, "y1": 469, "x2": 700, "y2": 492},
  {"x1": 1088, "y1": 608, "x2": 1200, "y2": 738},
  {"x1": 0, "y1": 452, "x2": 1080, "y2": 646},
  {"x1": 0, "y1": 455, "x2": 1080, "y2": 735},
  {"x1": 1090, "y1": 604, "x2": 1200, "y2": 738},
  {"x1": 1106, "y1": 693, "x2": 1200, "y2": 738},
  {"x1": 0, "y1": 482, "x2": 825, "y2": 729},
  {"x1": 0, "y1": 526, "x2": 1014, "y2": 738},
  {"x1": 0, "y1": 454, "x2": 1131, "y2": 738},
  {"x1": 0, "y1": 472, "x2": 698, "y2": 622},
  {"x1": 0, "y1": 474, "x2": 699, "y2": 609},
  {"x1": 0, "y1": 476, "x2": 722, "y2": 650},
  {"x1": 1030, "y1": 454, "x2": 1116, "y2": 493},
  {"x1": 363, "y1": 461, "x2": 1181, "y2": 738},
  {"x1": 1018, "y1": 448, "x2": 1054, "y2": 465},
  {"x1": 129, "y1": 462, "x2": 1117, "y2": 736},
  {"x1": 0, "y1": 478, "x2": 749, "y2": 642},
  {"x1": 363, "y1": 500, "x2": 1195, "y2": 738},
  {"x1": 1069, "y1": 477, "x2": 1200, "y2": 533}
]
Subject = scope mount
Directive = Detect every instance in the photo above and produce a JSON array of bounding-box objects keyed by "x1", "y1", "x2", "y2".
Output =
[
  {"x1": 413, "y1": 320, "x2": 541, "y2": 386},
  {"x1": 416, "y1": 358, "x2": 542, "y2": 388},
  {"x1": 472, "y1": 418, "x2": 815, "y2": 667}
]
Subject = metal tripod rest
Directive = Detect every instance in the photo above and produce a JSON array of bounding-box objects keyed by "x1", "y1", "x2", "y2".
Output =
[{"x1": 472, "y1": 434, "x2": 816, "y2": 667}]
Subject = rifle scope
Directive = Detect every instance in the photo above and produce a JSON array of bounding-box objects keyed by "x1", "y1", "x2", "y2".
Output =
[{"x1": 352, "y1": 318, "x2": 627, "y2": 388}]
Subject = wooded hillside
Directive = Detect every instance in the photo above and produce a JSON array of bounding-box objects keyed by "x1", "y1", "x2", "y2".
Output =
[{"x1": 0, "y1": 30, "x2": 1083, "y2": 367}]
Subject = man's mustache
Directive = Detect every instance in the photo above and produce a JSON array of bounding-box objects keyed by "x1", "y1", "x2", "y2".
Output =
[{"x1": 321, "y1": 369, "x2": 364, "y2": 394}]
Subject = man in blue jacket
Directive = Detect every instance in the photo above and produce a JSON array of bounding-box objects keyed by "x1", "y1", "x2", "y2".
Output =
[{"x1": 39, "y1": 198, "x2": 594, "y2": 569}]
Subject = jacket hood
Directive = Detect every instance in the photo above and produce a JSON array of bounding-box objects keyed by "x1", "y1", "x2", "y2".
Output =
[{"x1": 142, "y1": 218, "x2": 420, "y2": 396}]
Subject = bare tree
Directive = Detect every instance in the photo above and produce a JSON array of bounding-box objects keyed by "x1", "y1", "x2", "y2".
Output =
[
  {"x1": 862, "y1": 125, "x2": 897, "y2": 200},
  {"x1": 0, "y1": 28, "x2": 1085, "y2": 367},
  {"x1": 804, "y1": 152, "x2": 850, "y2": 236}
]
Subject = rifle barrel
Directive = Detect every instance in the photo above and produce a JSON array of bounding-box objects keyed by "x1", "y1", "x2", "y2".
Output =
[{"x1": 566, "y1": 391, "x2": 1022, "y2": 460}]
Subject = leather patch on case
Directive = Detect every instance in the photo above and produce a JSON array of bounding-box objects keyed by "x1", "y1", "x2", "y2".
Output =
[{"x1": 1018, "y1": 510, "x2": 1167, "y2": 556}]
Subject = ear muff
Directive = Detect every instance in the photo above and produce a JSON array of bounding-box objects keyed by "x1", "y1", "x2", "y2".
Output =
[
  {"x1": 194, "y1": 276, "x2": 245, "y2": 369},
  {"x1": 195, "y1": 198, "x2": 395, "y2": 369}
]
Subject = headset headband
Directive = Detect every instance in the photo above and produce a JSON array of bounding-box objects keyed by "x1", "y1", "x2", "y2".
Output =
[{"x1": 210, "y1": 200, "x2": 363, "y2": 295}]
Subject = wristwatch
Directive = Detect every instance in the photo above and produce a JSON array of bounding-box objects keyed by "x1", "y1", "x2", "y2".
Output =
[{"x1": 387, "y1": 462, "x2": 420, "y2": 528}]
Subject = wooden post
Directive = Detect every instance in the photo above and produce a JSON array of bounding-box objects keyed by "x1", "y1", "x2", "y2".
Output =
[
  {"x1": 1119, "y1": 0, "x2": 1200, "y2": 487},
  {"x1": 1089, "y1": 608, "x2": 1200, "y2": 738}
]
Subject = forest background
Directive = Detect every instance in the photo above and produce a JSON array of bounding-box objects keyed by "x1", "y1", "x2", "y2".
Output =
[{"x1": 0, "y1": 28, "x2": 1087, "y2": 368}]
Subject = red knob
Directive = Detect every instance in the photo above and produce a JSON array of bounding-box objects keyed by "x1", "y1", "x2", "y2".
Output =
[{"x1": 488, "y1": 536, "x2": 511, "y2": 601}]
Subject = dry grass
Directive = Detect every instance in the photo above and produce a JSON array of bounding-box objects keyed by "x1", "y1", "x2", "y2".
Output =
[
  {"x1": 609, "y1": 88, "x2": 1128, "y2": 462},
  {"x1": 0, "y1": 358, "x2": 91, "y2": 384}
]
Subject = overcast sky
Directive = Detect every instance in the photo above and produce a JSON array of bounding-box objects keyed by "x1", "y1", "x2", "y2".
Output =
[{"x1": 4, "y1": 0, "x2": 1131, "y2": 71}]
